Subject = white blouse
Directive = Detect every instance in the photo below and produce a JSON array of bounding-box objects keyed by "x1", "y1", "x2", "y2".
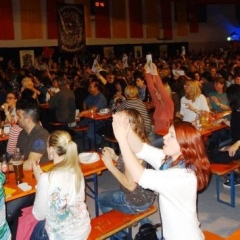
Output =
[
  {"x1": 33, "y1": 170, "x2": 91, "y2": 240},
  {"x1": 180, "y1": 94, "x2": 209, "y2": 122}
]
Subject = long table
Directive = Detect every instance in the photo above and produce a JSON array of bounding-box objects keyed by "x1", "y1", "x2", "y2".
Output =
[
  {"x1": 0, "y1": 134, "x2": 9, "y2": 142},
  {"x1": 81, "y1": 112, "x2": 112, "y2": 151},
  {"x1": 4, "y1": 154, "x2": 107, "y2": 216},
  {"x1": 156, "y1": 111, "x2": 231, "y2": 138}
]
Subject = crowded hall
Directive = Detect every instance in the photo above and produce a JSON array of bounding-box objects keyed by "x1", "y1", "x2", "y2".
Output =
[{"x1": 1, "y1": 0, "x2": 240, "y2": 239}]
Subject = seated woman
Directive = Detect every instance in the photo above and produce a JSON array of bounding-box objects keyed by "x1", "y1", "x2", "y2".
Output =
[
  {"x1": 114, "y1": 85, "x2": 152, "y2": 138},
  {"x1": 206, "y1": 77, "x2": 231, "y2": 149},
  {"x1": 208, "y1": 77, "x2": 230, "y2": 112},
  {"x1": 134, "y1": 74, "x2": 150, "y2": 102},
  {"x1": 109, "y1": 79, "x2": 127, "y2": 109},
  {"x1": 208, "y1": 84, "x2": 240, "y2": 187},
  {"x1": 178, "y1": 79, "x2": 210, "y2": 123},
  {"x1": 112, "y1": 112, "x2": 210, "y2": 240},
  {"x1": 30, "y1": 130, "x2": 91, "y2": 240},
  {"x1": 98, "y1": 108, "x2": 156, "y2": 238},
  {"x1": 1, "y1": 91, "x2": 19, "y2": 124},
  {"x1": 1, "y1": 91, "x2": 21, "y2": 159}
]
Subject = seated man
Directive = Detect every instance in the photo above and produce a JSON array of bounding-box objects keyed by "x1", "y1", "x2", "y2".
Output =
[
  {"x1": 49, "y1": 76, "x2": 76, "y2": 124},
  {"x1": 77, "y1": 80, "x2": 107, "y2": 150},
  {"x1": 16, "y1": 98, "x2": 49, "y2": 170},
  {"x1": 6, "y1": 98, "x2": 49, "y2": 238}
]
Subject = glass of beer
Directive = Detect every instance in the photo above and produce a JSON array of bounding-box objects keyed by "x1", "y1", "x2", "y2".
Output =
[{"x1": 12, "y1": 148, "x2": 24, "y2": 184}]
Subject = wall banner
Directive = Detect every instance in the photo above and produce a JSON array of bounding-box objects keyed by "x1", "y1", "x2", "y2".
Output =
[{"x1": 58, "y1": 3, "x2": 85, "y2": 52}]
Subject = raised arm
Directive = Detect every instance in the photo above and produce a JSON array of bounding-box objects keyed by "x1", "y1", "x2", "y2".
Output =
[
  {"x1": 151, "y1": 63, "x2": 173, "y2": 107},
  {"x1": 144, "y1": 65, "x2": 158, "y2": 103}
]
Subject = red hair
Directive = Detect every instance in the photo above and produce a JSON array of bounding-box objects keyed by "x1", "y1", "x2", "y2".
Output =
[{"x1": 171, "y1": 121, "x2": 210, "y2": 191}]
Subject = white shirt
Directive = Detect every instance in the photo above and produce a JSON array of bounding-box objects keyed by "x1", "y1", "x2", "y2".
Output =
[
  {"x1": 33, "y1": 171, "x2": 91, "y2": 240},
  {"x1": 180, "y1": 94, "x2": 209, "y2": 122},
  {"x1": 137, "y1": 144, "x2": 204, "y2": 240}
]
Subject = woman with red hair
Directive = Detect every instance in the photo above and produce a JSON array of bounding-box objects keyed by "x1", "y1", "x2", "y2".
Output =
[{"x1": 112, "y1": 114, "x2": 210, "y2": 240}]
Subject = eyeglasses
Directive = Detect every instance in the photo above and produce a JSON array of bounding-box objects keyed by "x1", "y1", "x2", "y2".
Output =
[{"x1": 7, "y1": 97, "x2": 16, "y2": 100}]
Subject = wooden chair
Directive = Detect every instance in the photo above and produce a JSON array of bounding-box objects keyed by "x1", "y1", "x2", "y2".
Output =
[
  {"x1": 210, "y1": 162, "x2": 239, "y2": 207},
  {"x1": 87, "y1": 205, "x2": 158, "y2": 240}
]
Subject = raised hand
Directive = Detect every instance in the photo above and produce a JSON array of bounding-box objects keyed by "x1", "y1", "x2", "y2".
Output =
[{"x1": 112, "y1": 111, "x2": 131, "y2": 143}]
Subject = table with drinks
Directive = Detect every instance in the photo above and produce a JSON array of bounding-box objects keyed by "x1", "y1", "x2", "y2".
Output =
[
  {"x1": 81, "y1": 110, "x2": 112, "y2": 151},
  {"x1": 3, "y1": 152, "x2": 108, "y2": 216},
  {"x1": 156, "y1": 111, "x2": 231, "y2": 138}
]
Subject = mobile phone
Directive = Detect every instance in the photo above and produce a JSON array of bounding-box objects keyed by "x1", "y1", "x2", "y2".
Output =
[
  {"x1": 146, "y1": 54, "x2": 152, "y2": 65},
  {"x1": 181, "y1": 46, "x2": 186, "y2": 56}
]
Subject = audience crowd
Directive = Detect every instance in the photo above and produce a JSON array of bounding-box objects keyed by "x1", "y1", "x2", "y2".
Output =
[{"x1": 0, "y1": 46, "x2": 240, "y2": 239}]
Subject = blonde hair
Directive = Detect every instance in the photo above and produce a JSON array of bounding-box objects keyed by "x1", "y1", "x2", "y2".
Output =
[
  {"x1": 185, "y1": 80, "x2": 201, "y2": 102},
  {"x1": 48, "y1": 130, "x2": 83, "y2": 193},
  {"x1": 21, "y1": 77, "x2": 34, "y2": 88},
  {"x1": 124, "y1": 85, "x2": 138, "y2": 99},
  {"x1": 124, "y1": 108, "x2": 149, "y2": 143}
]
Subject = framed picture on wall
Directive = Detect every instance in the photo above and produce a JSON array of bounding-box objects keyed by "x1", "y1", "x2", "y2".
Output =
[
  {"x1": 134, "y1": 46, "x2": 142, "y2": 58},
  {"x1": 103, "y1": 47, "x2": 114, "y2": 59},
  {"x1": 19, "y1": 50, "x2": 34, "y2": 69}
]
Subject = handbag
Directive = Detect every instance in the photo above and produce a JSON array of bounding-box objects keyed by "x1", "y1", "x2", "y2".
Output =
[{"x1": 134, "y1": 223, "x2": 158, "y2": 240}]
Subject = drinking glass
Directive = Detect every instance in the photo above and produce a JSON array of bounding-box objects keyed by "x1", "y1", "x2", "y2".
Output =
[{"x1": 12, "y1": 148, "x2": 24, "y2": 184}]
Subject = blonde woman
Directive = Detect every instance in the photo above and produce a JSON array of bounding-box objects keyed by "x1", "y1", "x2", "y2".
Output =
[
  {"x1": 115, "y1": 85, "x2": 152, "y2": 136},
  {"x1": 31, "y1": 131, "x2": 91, "y2": 240},
  {"x1": 178, "y1": 80, "x2": 209, "y2": 122}
]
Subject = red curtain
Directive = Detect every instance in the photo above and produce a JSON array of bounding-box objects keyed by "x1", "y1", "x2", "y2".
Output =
[
  {"x1": 176, "y1": 2, "x2": 188, "y2": 36},
  {"x1": 20, "y1": 0, "x2": 43, "y2": 39},
  {"x1": 95, "y1": 0, "x2": 111, "y2": 38},
  {"x1": 128, "y1": 0, "x2": 143, "y2": 38},
  {"x1": 74, "y1": 0, "x2": 92, "y2": 38},
  {"x1": 46, "y1": 0, "x2": 64, "y2": 39},
  {"x1": 161, "y1": 0, "x2": 173, "y2": 39},
  {"x1": 112, "y1": 0, "x2": 127, "y2": 38},
  {"x1": 0, "y1": 1, "x2": 14, "y2": 40},
  {"x1": 145, "y1": 0, "x2": 160, "y2": 38},
  {"x1": 188, "y1": 3, "x2": 199, "y2": 33}
]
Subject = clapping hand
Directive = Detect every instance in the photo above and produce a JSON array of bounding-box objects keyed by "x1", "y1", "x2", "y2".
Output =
[
  {"x1": 101, "y1": 147, "x2": 118, "y2": 170},
  {"x1": 32, "y1": 162, "x2": 43, "y2": 182},
  {"x1": 112, "y1": 111, "x2": 131, "y2": 143}
]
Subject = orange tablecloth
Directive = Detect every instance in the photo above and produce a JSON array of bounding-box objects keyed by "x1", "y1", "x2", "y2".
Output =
[
  {"x1": 0, "y1": 134, "x2": 9, "y2": 142},
  {"x1": 5, "y1": 155, "x2": 107, "y2": 203},
  {"x1": 156, "y1": 110, "x2": 231, "y2": 137}
]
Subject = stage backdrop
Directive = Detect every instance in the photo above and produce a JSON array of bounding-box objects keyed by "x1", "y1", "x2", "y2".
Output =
[{"x1": 57, "y1": 3, "x2": 85, "y2": 52}]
